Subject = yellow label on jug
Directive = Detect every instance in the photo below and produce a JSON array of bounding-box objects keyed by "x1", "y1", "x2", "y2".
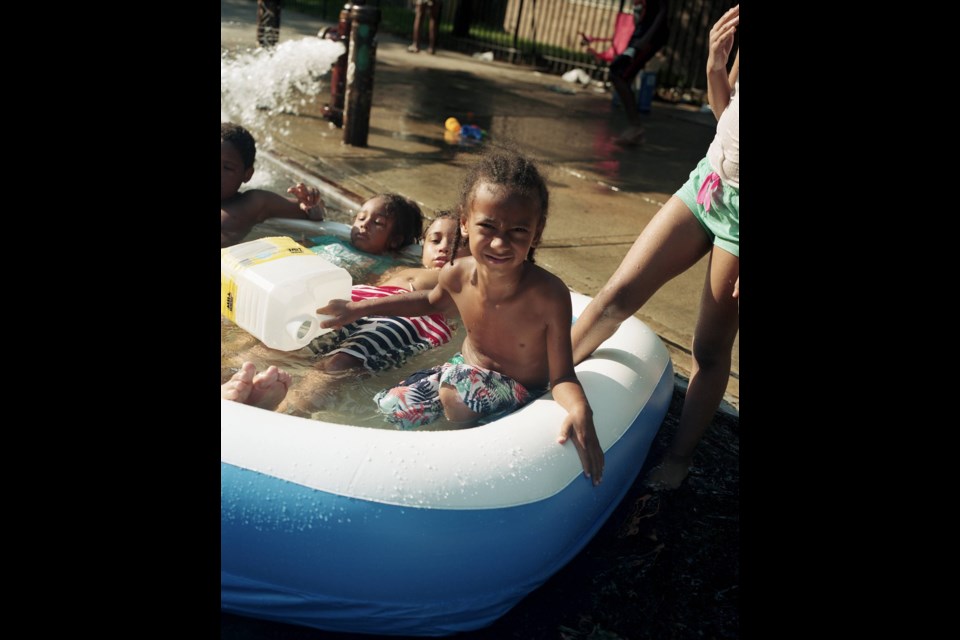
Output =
[
  {"x1": 221, "y1": 273, "x2": 239, "y2": 322},
  {"x1": 220, "y1": 236, "x2": 308, "y2": 271},
  {"x1": 221, "y1": 237, "x2": 307, "y2": 322},
  {"x1": 220, "y1": 234, "x2": 353, "y2": 350}
]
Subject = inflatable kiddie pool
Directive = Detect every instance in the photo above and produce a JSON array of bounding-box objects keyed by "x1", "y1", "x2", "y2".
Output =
[{"x1": 221, "y1": 219, "x2": 674, "y2": 636}]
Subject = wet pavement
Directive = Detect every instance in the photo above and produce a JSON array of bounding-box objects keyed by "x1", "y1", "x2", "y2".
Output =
[{"x1": 221, "y1": 0, "x2": 738, "y2": 410}]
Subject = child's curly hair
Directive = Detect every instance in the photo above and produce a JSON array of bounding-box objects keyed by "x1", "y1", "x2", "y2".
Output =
[{"x1": 451, "y1": 147, "x2": 548, "y2": 265}]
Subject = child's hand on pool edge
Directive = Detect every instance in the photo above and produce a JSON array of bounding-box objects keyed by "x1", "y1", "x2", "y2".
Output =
[{"x1": 557, "y1": 404, "x2": 604, "y2": 486}]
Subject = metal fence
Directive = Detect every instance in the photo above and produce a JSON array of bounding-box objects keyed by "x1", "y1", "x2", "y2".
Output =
[{"x1": 284, "y1": 0, "x2": 738, "y2": 97}]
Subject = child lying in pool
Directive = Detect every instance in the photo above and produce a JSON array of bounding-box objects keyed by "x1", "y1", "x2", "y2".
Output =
[
  {"x1": 275, "y1": 212, "x2": 468, "y2": 413},
  {"x1": 221, "y1": 122, "x2": 326, "y2": 248},
  {"x1": 221, "y1": 192, "x2": 425, "y2": 393},
  {"x1": 317, "y1": 148, "x2": 605, "y2": 485},
  {"x1": 304, "y1": 193, "x2": 425, "y2": 284}
]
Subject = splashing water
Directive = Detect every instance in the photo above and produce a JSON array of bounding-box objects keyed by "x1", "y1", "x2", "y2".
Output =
[{"x1": 220, "y1": 37, "x2": 344, "y2": 139}]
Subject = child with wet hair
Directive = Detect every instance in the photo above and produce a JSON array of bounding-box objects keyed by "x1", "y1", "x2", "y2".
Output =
[
  {"x1": 221, "y1": 122, "x2": 326, "y2": 247},
  {"x1": 305, "y1": 192, "x2": 425, "y2": 284},
  {"x1": 318, "y1": 148, "x2": 605, "y2": 486}
]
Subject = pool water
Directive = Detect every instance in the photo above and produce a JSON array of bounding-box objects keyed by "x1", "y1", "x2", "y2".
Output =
[
  {"x1": 222, "y1": 156, "x2": 463, "y2": 431},
  {"x1": 221, "y1": 317, "x2": 466, "y2": 431}
]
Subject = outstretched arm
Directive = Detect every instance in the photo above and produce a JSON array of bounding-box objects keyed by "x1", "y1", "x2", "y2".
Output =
[
  {"x1": 320, "y1": 264, "x2": 461, "y2": 328},
  {"x1": 318, "y1": 281, "x2": 459, "y2": 329},
  {"x1": 318, "y1": 289, "x2": 435, "y2": 328},
  {"x1": 706, "y1": 5, "x2": 739, "y2": 119},
  {"x1": 246, "y1": 183, "x2": 326, "y2": 224}
]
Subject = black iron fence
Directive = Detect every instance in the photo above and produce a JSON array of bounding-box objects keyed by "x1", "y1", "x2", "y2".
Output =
[{"x1": 284, "y1": 0, "x2": 738, "y2": 99}]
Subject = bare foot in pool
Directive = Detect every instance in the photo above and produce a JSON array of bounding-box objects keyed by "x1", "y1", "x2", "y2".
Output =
[
  {"x1": 222, "y1": 362, "x2": 257, "y2": 404},
  {"x1": 221, "y1": 362, "x2": 291, "y2": 410},
  {"x1": 644, "y1": 451, "x2": 693, "y2": 490},
  {"x1": 247, "y1": 365, "x2": 292, "y2": 410}
]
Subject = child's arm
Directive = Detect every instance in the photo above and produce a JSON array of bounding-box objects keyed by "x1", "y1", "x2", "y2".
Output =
[
  {"x1": 553, "y1": 379, "x2": 603, "y2": 486},
  {"x1": 317, "y1": 286, "x2": 455, "y2": 329},
  {"x1": 246, "y1": 183, "x2": 326, "y2": 224},
  {"x1": 546, "y1": 285, "x2": 604, "y2": 485},
  {"x1": 319, "y1": 264, "x2": 460, "y2": 328},
  {"x1": 706, "y1": 6, "x2": 739, "y2": 119}
]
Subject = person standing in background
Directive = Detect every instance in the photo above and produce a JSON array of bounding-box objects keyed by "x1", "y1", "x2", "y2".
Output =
[
  {"x1": 409, "y1": 0, "x2": 443, "y2": 54},
  {"x1": 610, "y1": 0, "x2": 670, "y2": 146}
]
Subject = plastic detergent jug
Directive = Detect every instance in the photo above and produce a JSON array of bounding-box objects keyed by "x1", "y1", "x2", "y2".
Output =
[{"x1": 221, "y1": 236, "x2": 353, "y2": 351}]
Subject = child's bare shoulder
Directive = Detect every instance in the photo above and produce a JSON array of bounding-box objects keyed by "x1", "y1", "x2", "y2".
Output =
[
  {"x1": 524, "y1": 266, "x2": 572, "y2": 314},
  {"x1": 439, "y1": 257, "x2": 473, "y2": 291},
  {"x1": 221, "y1": 192, "x2": 259, "y2": 226},
  {"x1": 222, "y1": 190, "x2": 264, "y2": 219},
  {"x1": 244, "y1": 189, "x2": 280, "y2": 214},
  {"x1": 528, "y1": 263, "x2": 568, "y2": 293}
]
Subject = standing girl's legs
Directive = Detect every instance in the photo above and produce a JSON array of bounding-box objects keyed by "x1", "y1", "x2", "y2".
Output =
[
  {"x1": 572, "y1": 196, "x2": 713, "y2": 364},
  {"x1": 647, "y1": 244, "x2": 739, "y2": 488}
]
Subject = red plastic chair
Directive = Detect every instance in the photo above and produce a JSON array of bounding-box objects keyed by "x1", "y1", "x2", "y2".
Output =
[{"x1": 578, "y1": 13, "x2": 636, "y2": 64}]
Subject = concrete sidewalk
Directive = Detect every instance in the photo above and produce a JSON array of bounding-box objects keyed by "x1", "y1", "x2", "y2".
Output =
[{"x1": 221, "y1": 0, "x2": 738, "y2": 411}]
